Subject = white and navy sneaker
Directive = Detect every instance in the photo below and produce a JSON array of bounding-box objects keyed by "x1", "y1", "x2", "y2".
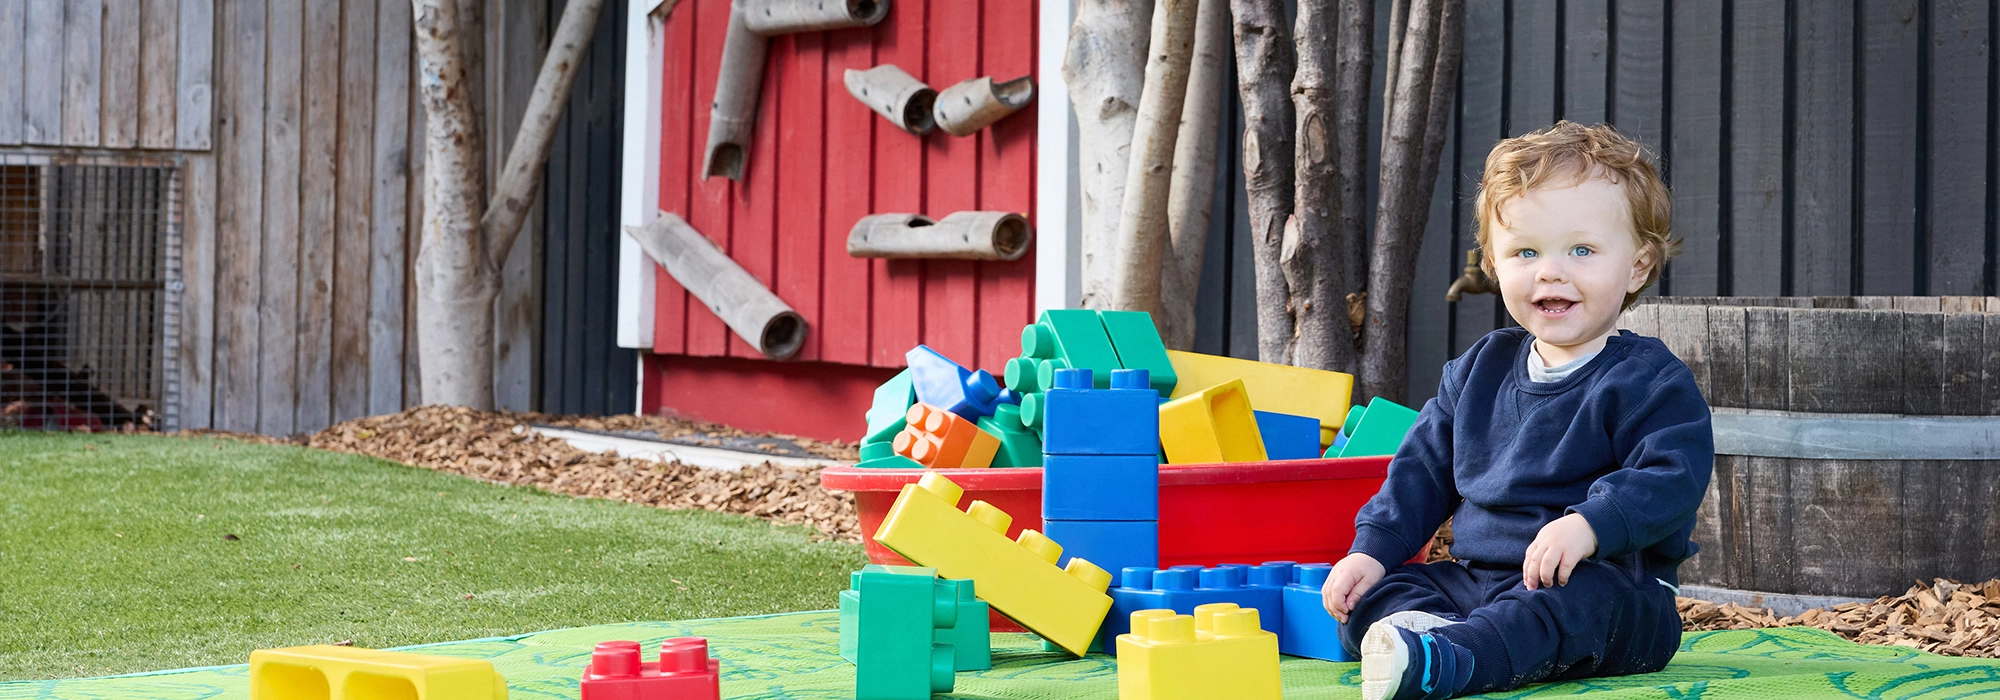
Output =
[{"x1": 1359, "y1": 611, "x2": 1472, "y2": 700}]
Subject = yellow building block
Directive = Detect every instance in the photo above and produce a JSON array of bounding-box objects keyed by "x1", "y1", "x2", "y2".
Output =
[
  {"x1": 1158, "y1": 379, "x2": 1267, "y2": 464},
  {"x1": 250, "y1": 645, "x2": 507, "y2": 700},
  {"x1": 873, "y1": 472, "x2": 1114, "y2": 656},
  {"x1": 1165, "y1": 349, "x2": 1354, "y2": 445},
  {"x1": 1116, "y1": 604, "x2": 1281, "y2": 700}
]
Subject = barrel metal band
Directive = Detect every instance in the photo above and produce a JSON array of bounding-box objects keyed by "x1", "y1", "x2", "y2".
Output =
[{"x1": 1711, "y1": 407, "x2": 2000, "y2": 460}]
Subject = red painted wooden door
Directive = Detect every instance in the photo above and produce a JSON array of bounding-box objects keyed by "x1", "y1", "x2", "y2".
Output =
[{"x1": 651, "y1": 0, "x2": 1039, "y2": 375}]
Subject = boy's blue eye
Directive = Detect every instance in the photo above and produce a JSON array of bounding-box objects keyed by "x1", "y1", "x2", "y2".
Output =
[
  {"x1": 1517, "y1": 249, "x2": 1537, "y2": 259},
  {"x1": 1571, "y1": 245, "x2": 1592, "y2": 256}
]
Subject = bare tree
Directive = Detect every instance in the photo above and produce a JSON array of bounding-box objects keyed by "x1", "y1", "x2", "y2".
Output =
[
  {"x1": 1283, "y1": 0, "x2": 1353, "y2": 371},
  {"x1": 411, "y1": 0, "x2": 605, "y2": 409},
  {"x1": 1361, "y1": 0, "x2": 1462, "y2": 401},
  {"x1": 1064, "y1": 0, "x2": 1153, "y2": 309},
  {"x1": 1227, "y1": 0, "x2": 1297, "y2": 364},
  {"x1": 1158, "y1": 0, "x2": 1230, "y2": 350}
]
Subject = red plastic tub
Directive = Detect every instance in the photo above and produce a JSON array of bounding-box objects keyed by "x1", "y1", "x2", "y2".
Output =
[{"x1": 819, "y1": 456, "x2": 1390, "y2": 568}]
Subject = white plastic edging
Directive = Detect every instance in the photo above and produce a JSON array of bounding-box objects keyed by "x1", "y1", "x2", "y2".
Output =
[
  {"x1": 616, "y1": 0, "x2": 670, "y2": 350},
  {"x1": 1035, "y1": 0, "x2": 1080, "y2": 313},
  {"x1": 532, "y1": 426, "x2": 850, "y2": 472}
]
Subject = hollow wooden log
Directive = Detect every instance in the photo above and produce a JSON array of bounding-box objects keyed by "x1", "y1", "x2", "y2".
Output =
[
  {"x1": 744, "y1": 0, "x2": 889, "y2": 34},
  {"x1": 626, "y1": 213, "x2": 809, "y2": 359},
  {"x1": 844, "y1": 64, "x2": 935, "y2": 134},
  {"x1": 702, "y1": 0, "x2": 768, "y2": 181},
  {"x1": 847, "y1": 211, "x2": 1033, "y2": 261},
  {"x1": 933, "y1": 75, "x2": 1035, "y2": 137}
]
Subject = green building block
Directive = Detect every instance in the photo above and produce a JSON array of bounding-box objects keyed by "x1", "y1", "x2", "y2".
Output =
[
  {"x1": 1336, "y1": 397, "x2": 1422, "y2": 458},
  {"x1": 840, "y1": 573, "x2": 862, "y2": 662},
  {"x1": 841, "y1": 569, "x2": 991, "y2": 672},
  {"x1": 864, "y1": 370, "x2": 918, "y2": 445},
  {"x1": 1098, "y1": 310, "x2": 1178, "y2": 396},
  {"x1": 856, "y1": 454, "x2": 926, "y2": 470},
  {"x1": 979, "y1": 404, "x2": 1043, "y2": 468},
  {"x1": 849, "y1": 565, "x2": 968, "y2": 699},
  {"x1": 1022, "y1": 310, "x2": 1123, "y2": 388}
]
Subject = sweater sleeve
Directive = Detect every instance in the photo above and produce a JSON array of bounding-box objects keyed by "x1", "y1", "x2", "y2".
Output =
[
  {"x1": 1567, "y1": 366, "x2": 1715, "y2": 559},
  {"x1": 1348, "y1": 371, "x2": 1462, "y2": 568}
]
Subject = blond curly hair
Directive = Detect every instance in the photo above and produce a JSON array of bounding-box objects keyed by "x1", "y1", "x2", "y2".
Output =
[{"x1": 1473, "y1": 120, "x2": 1680, "y2": 310}]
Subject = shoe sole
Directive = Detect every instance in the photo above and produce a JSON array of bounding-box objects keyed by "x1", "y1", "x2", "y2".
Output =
[{"x1": 1359, "y1": 612, "x2": 1459, "y2": 700}]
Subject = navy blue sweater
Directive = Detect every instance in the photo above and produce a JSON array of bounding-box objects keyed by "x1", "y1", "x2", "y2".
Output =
[{"x1": 1349, "y1": 328, "x2": 1714, "y2": 585}]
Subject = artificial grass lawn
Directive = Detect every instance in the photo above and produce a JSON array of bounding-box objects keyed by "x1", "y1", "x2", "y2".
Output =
[{"x1": 0, "y1": 432, "x2": 865, "y2": 681}]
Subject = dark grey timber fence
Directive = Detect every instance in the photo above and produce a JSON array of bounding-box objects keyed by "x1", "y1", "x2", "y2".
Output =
[
  {"x1": 1192, "y1": 0, "x2": 2000, "y2": 404},
  {"x1": 539, "y1": 0, "x2": 638, "y2": 416}
]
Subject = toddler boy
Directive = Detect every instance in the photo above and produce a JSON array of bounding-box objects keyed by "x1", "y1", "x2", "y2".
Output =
[{"x1": 1323, "y1": 121, "x2": 1713, "y2": 700}]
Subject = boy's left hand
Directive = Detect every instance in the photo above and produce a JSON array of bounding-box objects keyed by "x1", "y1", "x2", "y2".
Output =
[{"x1": 1523, "y1": 513, "x2": 1599, "y2": 590}]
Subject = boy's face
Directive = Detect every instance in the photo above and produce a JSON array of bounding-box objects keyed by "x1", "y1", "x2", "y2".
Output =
[{"x1": 1488, "y1": 174, "x2": 1653, "y2": 363}]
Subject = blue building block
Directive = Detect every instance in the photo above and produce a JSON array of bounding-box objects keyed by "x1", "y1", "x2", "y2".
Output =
[
  {"x1": 1280, "y1": 563, "x2": 1354, "y2": 661},
  {"x1": 907, "y1": 345, "x2": 1003, "y2": 421},
  {"x1": 1042, "y1": 368, "x2": 1160, "y2": 456},
  {"x1": 1097, "y1": 564, "x2": 1285, "y2": 654},
  {"x1": 1042, "y1": 454, "x2": 1157, "y2": 520},
  {"x1": 1254, "y1": 410, "x2": 1322, "y2": 461},
  {"x1": 1043, "y1": 519, "x2": 1158, "y2": 580}
]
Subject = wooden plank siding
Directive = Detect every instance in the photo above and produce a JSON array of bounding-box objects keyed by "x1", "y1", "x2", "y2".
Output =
[{"x1": 648, "y1": 0, "x2": 1041, "y2": 374}]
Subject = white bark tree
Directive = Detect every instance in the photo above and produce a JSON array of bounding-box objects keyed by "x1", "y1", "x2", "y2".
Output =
[
  {"x1": 1063, "y1": 0, "x2": 1152, "y2": 309},
  {"x1": 411, "y1": 0, "x2": 606, "y2": 409}
]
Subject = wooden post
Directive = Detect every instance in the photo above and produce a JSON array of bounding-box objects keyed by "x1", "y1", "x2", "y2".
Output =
[
  {"x1": 847, "y1": 211, "x2": 1034, "y2": 260},
  {"x1": 933, "y1": 75, "x2": 1035, "y2": 136},
  {"x1": 744, "y1": 0, "x2": 888, "y2": 34},
  {"x1": 627, "y1": 213, "x2": 809, "y2": 359},
  {"x1": 706, "y1": 0, "x2": 890, "y2": 180},
  {"x1": 845, "y1": 64, "x2": 935, "y2": 135}
]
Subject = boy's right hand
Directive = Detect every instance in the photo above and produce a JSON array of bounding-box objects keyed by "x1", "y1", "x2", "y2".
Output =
[{"x1": 1322, "y1": 553, "x2": 1387, "y2": 623}]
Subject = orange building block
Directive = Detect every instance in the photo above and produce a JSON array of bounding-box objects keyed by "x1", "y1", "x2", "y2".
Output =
[{"x1": 893, "y1": 402, "x2": 1001, "y2": 469}]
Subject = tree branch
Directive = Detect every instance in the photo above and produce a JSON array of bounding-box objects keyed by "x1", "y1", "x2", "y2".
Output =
[
  {"x1": 1229, "y1": 0, "x2": 1297, "y2": 364},
  {"x1": 1112, "y1": 0, "x2": 1201, "y2": 315},
  {"x1": 1064, "y1": 0, "x2": 1153, "y2": 309},
  {"x1": 1286, "y1": 0, "x2": 1353, "y2": 371},
  {"x1": 1160, "y1": 0, "x2": 1229, "y2": 350},
  {"x1": 482, "y1": 0, "x2": 606, "y2": 269},
  {"x1": 1335, "y1": 0, "x2": 1374, "y2": 300}
]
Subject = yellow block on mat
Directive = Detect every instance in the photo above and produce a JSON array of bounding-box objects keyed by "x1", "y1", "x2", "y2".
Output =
[
  {"x1": 250, "y1": 646, "x2": 507, "y2": 700},
  {"x1": 1158, "y1": 379, "x2": 1267, "y2": 464},
  {"x1": 1117, "y1": 604, "x2": 1281, "y2": 700},
  {"x1": 872, "y1": 472, "x2": 1114, "y2": 656},
  {"x1": 1165, "y1": 349, "x2": 1354, "y2": 445}
]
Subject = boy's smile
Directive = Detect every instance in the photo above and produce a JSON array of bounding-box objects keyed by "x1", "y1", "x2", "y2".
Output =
[{"x1": 1488, "y1": 174, "x2": 1654, "y2": 366}]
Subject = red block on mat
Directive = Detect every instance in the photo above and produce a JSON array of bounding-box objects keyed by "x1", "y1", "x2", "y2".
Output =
[{"x1": 581, "y1": 638, "x2": 720, "y2": 700}]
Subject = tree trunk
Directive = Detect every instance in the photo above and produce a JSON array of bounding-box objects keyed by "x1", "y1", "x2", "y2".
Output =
[
  {"x1": 1335, "y1": 0, "x2": 1374, "y2": 303},
  {"x1": 1228, "y1": 0, "x2": 1296, "y2": 364},
  {"x1": 1112, "y1": 0, "x2": 1200, "y2": 316},
  {"x1": 412, "y1": 0, "x2": 604, "y2": 409},
  {"x1": 1064, "y1": 0, "x2": 1153, "y2": 309},
  {"x1": 1284, "y1": 0, "x2": 1353, "y2": 372},
  {"x1": 1160, "y1": 0, "x2": 1229, "y2": 350},
  {"x1": 1362, "y1": 0, "x2": 1462, "y2": 402},
  {"x1": 413, "y1": 0, "x2": 496, "y2": 410}
]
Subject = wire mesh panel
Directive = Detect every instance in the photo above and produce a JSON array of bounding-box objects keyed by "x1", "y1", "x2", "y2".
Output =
[{"x1": 0, "y1": 154, "x2": 181, "y2": 432}]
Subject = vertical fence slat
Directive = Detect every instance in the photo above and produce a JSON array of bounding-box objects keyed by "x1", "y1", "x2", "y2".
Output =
[
  {"x1": 1449, "y1": 0, "x2": 1505, "y2": 355},
  {"x1": 1857, "y1": 2, "x2": 1919, "y2": 296},
  {"x1": 293, "y1": 0, "x2": 339, "y2": 432},
  {"x1": 1666, "y1": 0, "x2": 1723, "y2": 295},
  {"x1": 371, "y1": 0, "x2": 411, "y2": 417},
  {"x1": 213, "y1": 0, "x2": 264, "y2": 432},
  {"x1": 1562, "y1": 0, "x2": 1609, "y2": 124},
  {"x1": 869, "y1": 0, "x2": 926, "y2": 367},
  {"x1": 775, "y1": 31, "x2": 826, "y2": 363},
  {"x1": 0, "y1": 0, "x2": 25, "y2": 145},
  {"x1": 1927, "y1": 0, "x2": 1990, "y2": 294},
  {"x1": 257, "y1": 0, "x2": 302, "y2": 435},
  {"x1": 101, "y1": 0, "x2": 140, "y2": 148},
  {"x1": 974, "y1": 0, "x2": 1036, "y2": 376},
  {"x1": 491, "y1": 0, "x2": 543, "y2": 412},
  {"x1": 330, "y1": 0, "x2": 375, "y2": 422},
  {"x1": 922, "y1": 0, "x2": 980, "y2": 367},
  {"x1": 651, "y1": 0, "x2": 694, "y2": 358},
  {"x1": 1793, "y1": 0, "x2": 1853, "y2": 296},
  {"x1": 1729, "y1": 0, "x2": 1784, "y2": 296},
  {"x1": 175, "y1": 0, "x2": 212, "y2": 150},
  {"x1": 684, "y1": 0, "x2": 730, "y2": 358},
  {"x1": 138, "y1": 0, "x2": 177, "y2": 149},
  {"x1": 24, "y1": 0, "x2": 64, "y2": 145},
  {"x1": 62, "y1": 0, "x2": 102, "y2": 147}
]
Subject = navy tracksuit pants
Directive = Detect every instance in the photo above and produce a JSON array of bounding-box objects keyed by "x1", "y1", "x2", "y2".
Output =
[{"x1": 1339, "y1": 558, "x2": 1683, "y2": 694}]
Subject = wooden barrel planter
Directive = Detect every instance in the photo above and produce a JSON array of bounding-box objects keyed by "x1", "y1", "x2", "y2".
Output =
[{"x1": 1619, "y1": 296, "x2": 2000, "y2": 599}]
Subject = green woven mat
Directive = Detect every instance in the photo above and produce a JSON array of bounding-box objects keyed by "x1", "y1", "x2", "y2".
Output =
[{"x1": 7, "y1": 611, "x2": 2000, "y2": 699}]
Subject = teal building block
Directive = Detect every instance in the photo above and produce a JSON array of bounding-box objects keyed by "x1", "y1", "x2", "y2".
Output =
[
  {"x1": 855, "y1": 565, "x2": 959, "y2": 699},
  {"x1": 1098, "y1": 310, "x2": 1178, "y2": 396},
  {"x1": 1336, "y1": 397, "x2": 1422, "y2": 458},
  {"x1": 979, "y1": 404, "x2": 1044, "y2": 467},
  {"x1": 840, "y1": 577, "x2": 861, "y2": 663},
  {"x1": 864, "y1": 370, "x2": 917, "y2": 445},
  {"x1": 855, "y1": 454, "x2": 926, "y2": 470},
  {"x1": 1022, "y1": 310, "x2": 1122, "y2": 388},
  {"x1": 938, "y1": 578, "x2": 992, "y2": 671}
]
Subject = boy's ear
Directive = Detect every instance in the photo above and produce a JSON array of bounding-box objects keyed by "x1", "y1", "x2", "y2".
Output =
[{"x1": 1627, "y1": 245, "x2": 1657, "y2": 294}]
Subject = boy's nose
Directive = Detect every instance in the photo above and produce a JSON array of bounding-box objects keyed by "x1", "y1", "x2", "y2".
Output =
[{"x1": 1535, "y1": 259, "x2": 1569, "y2": 283}]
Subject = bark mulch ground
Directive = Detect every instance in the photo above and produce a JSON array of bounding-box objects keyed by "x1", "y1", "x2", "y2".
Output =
[
  {"x1": 201, "y1": 406, "x2": 865, "y2": 542},
  {"x1": 198, "y1": 408, "x2": 1999, "y2": 658}
]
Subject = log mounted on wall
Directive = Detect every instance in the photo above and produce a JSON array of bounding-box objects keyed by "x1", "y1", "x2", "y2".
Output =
[
  {"x1": 704, "y1": 0, "x2": 891, "y2": 180},
  {"x1": 626, "y1": 213, "x2": 810, "y2": 359},
  {"x1": 847, "y1": 211, "x2": 1033, "y2": 260},
  {"x1": 933, "y1": 76, "x2": 1035, "y2": 136},
  {"x1": 844, "y1": 65, "x2": 936, "y2": 134}
]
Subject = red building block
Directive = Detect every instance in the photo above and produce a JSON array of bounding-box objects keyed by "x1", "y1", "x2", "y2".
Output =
[
  {"x1": 580, "y1": 638, "x2": 720, "y2": 700},
  {"x1": 892, "y1": 402, "x2": 1001, "y2": 469}
]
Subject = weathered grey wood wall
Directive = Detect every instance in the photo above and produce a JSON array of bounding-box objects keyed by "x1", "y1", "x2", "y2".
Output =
[
  {"x1": 0, "y1": 0, "x2": 550, "y2": 434},
  {"x1": 1194, "y1": 0, "x2": 2000, "y2": 405}
]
